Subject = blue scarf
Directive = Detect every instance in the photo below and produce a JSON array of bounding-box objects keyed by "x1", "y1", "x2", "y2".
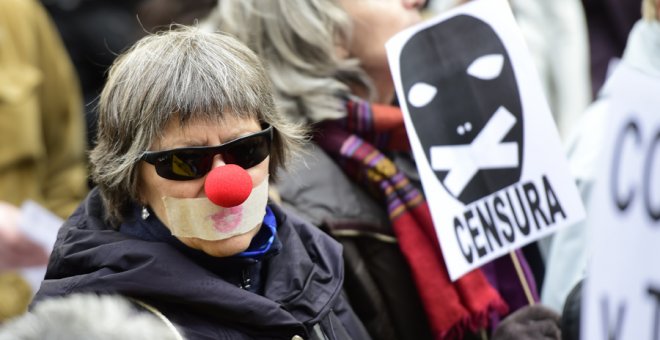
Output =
[{"x1": 119, "y1": 204, "x2": 281, "y2": 293}]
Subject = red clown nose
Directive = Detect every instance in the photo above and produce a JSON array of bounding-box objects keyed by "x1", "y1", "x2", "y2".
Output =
[{"x1": 204, "y1": 165, "x2": 253, "y2": 207}]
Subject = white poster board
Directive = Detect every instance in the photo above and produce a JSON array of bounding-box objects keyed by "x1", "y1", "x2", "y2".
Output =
[
  {"x1": 18, "y1": 201, "x2": 62, "y2": 294},
  {"x1": 386, "y1": 0, "x2": 585, "y2": 281},
  {"x1": 582, "y1": 64, "x2": 660, "y2": 339}
]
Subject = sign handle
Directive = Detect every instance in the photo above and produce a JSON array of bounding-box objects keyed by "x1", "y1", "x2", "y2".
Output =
[{"x1": 509, "y1": 251, "x2": 535, "y2": 305}]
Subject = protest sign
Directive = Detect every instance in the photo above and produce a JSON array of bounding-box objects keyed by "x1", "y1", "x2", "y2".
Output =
[
  {"x1": 582, "y1": 63, "x2": 660, "y2": 340},
  {"x1": 386, "y1": 0, "x2": 585, "y2": 280}
]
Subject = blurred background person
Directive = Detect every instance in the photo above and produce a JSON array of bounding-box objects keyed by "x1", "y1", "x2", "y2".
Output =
[
  {"x1": 582, "y1": 0, "x2": 642, "y2": 98},
  {"x1": 0, "y1": 0, "x2": 87, "y2": 322},
  {"x1": 542, "y1": 0, "x2": 660, "y2": 314},
  {"x1": 41, "y1": 0, "x2": 218, "y2": 149},
  {"x1": 204, "y1": 1, "x2": 562, "y2": 339},
  {"x1": 41, "y1": 0, "x2": 143, "y2": 149}
]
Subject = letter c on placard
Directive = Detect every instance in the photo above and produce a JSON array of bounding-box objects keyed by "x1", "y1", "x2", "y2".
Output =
[
  {"x1": 454, "y1": 217, "x2": 473, "y2": 264},
  {"x1": 644, "y1": 131, "x2": 660, "y2": 222},
  {"x1": 611, "y1": 120, "x2": 641, "y2": 212}
]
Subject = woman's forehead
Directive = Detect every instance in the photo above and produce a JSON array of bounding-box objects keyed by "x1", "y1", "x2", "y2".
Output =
[
  {"x1": 152, "y1": 115, "x2": 261, "y2": 149},
  {"x1": 171, "y1": 107, "x2": 259, "y2": 125}
]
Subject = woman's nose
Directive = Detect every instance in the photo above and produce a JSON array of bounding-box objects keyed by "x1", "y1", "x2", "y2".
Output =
[{"x1": 211, "y1": 154, "x2": 227, "y2": 169}]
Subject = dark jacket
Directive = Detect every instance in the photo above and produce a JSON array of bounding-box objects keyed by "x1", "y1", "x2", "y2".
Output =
[
  {"x1": 33, "y1": 188, "x2": 370, "y2": 340},
  {"x1": 277, "y1": 144, "x2": 433, "y2": 340}
]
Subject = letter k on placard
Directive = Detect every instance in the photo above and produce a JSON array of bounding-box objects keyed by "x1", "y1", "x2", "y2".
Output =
[{"x1": 430, "y1": 106, "x2": 519, "y2": 197}]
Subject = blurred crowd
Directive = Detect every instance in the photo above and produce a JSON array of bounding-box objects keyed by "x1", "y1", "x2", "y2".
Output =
[{"x1": 0, "y1": 0, "x2": 651, "y2": 339}]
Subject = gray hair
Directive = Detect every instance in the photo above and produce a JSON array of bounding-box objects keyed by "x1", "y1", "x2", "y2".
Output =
[
  {"x1": 202, "y1": 0, "x2": 373, "y2": 123},
  {"x1": 90, "y1": 26, "x2": 306, "y2": 226},
  {"x1": 0, "y1": 294, "x2": 182, "y2": 340}
]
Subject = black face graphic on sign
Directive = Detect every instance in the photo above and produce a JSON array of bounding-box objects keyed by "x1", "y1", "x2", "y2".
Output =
[{"x1": 400, "y1": 15, "x2": 523, "y2": 205}]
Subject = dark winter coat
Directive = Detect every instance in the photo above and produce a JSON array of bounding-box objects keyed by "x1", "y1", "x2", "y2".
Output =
[
  {"x1": 33, "y1": 188, "x2": 370, "y2": 340},
  {"x1": 277, "y1": 144, "x2": 433, "y2": 340}
]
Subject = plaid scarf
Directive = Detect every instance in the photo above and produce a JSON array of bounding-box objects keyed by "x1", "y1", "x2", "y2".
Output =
[{"x1": 315, "y1": 98, "x2": 508, "y2": 339}]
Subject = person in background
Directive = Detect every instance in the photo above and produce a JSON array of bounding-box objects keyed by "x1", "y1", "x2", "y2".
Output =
[
  {"x1": 135, "y1": 0, "x2": 218, "y2": 32},
  {"x1": 42, "y1": 0, "x2": 218, "y2": 149},
  {"x1": 204, "y1": 1, "x2": 560, "y2": 339},
  {"x1": 0, "y1": 294, "x2": 182, "y2": 340},
  {"x1": 32, "y1": 26, "x2": 371, "y2": 340},
  {"x1": 581, "y1": 0, "x2": 642, "y2": 98},
  {"x1": 41, "y1": 0, "x2": 143, "y2": 149},
  {"x1": 542, "y1": 0, "x2": 660, "y2": 315},
  {"x1": 0, "y1": 0, "x2": 88, "y2": 322}
]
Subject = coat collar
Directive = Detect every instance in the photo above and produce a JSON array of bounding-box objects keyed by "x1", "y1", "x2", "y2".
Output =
[{"x1": 37, "y1": 188, "x2": 345, "y2": 336}]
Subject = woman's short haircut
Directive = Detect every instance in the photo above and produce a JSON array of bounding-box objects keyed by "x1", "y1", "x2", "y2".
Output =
[
  {"x1": 90, "y1": 25, "x2": 306, "y2": 226},
  {"x1": 202, "y1": 0, "x2": 373, "y2": 123}
]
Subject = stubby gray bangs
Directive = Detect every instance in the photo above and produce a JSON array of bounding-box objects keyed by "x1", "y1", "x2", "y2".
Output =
[
  {"x1": 91, "y1": 26, "x2": 303, "y2": 226},
  {"x1": 106, "y1": 28, "x2": 272, "y2": 143}
]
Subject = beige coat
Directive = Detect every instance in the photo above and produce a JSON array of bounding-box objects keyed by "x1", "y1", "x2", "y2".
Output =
[{"x1": 0, "y1": 0, "x2": 87, "y2": 320}]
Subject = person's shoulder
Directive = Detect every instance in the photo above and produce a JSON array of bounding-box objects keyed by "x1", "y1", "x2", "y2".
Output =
[
  {"x1": 277, "y1": 142, "x2": 346, "y2": 197},
  {"x1": 564, "y1": 97, "x2": 611, "y2": 182},
  {"x1": 270, "y1": 203, "x2": 341, "y2": 248},
  {"x1": 61, "y1": 188, "x2": 107, "y2": 231},
  {"x1": 270, "y1": 203, "x2": 319, "y2": 234},
  {"x1": 276, "y1": 143, "x2": 389, "y2": 228}
]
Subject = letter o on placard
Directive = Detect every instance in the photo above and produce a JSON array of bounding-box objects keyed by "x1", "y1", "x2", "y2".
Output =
[
  {"x1": 611, "y1": 120, "x2": 641, "y2": 212},
  {"x1": 644, "y1": 131, "x2": 660, "y2": 222}
]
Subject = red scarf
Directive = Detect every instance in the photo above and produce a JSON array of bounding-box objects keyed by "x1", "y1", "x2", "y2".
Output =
[{"x1": 315, "y1": 98, "x2": 508, "y2": 339}]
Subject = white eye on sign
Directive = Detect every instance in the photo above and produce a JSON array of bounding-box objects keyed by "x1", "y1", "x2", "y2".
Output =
[
  {"x1": 467, "y1": 54, "x2": 504, "y2": 80},
  {"x1": 408, "y1": 82, "x2": 437, "y2": 108},
  {"x1": 386, "y1": 0, "x2": 585, "y2": 282}
]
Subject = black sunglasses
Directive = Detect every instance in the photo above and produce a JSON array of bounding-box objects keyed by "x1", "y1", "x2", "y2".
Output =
[{"x1": 140, "y1": 124, "x2": 273, "y2": 180}]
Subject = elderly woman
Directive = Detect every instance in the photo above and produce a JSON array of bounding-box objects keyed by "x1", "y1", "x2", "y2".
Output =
[
  {"x1": 32, "y1": 27, "x2": 371, "y2": 340},
  {"x1": 205, "y1": 1, "x2": 562, "y2": 339}
]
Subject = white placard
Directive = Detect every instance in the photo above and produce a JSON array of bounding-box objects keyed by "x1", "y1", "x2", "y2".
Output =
[
  {"x1": 582, "y1": 64, "x2": 660, "y2": 339},
  {"x1": 386, "y1": 0, "x2": 585, "y2": 281},
  {"x1": 18, "y1": 201, "x2": 62, "y2": 294}
]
